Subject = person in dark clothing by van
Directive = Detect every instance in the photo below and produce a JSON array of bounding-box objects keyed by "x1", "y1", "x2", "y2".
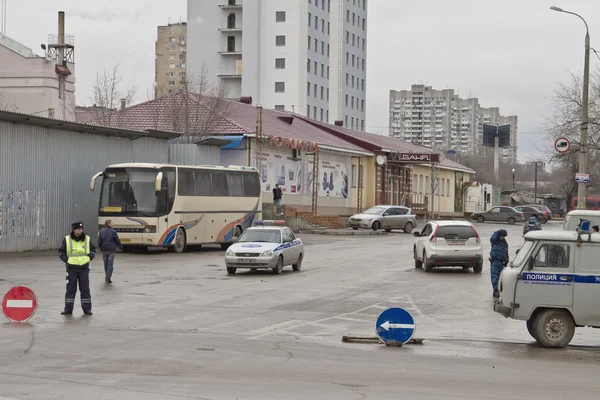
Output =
[
  {"x1": 98, "y1": 220, "x2": 122, "y2": 283},
  {"x1": 490, "y1": 229, "x2": 509, "y2": 298}
]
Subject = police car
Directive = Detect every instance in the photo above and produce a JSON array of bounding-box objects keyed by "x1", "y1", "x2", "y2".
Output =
[{"x1": 224, "y1": 220, "x2": 304, "y2": 275}]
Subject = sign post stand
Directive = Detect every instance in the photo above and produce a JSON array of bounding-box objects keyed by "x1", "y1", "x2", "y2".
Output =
[{"x1": 375, "y1": 307, "x2": 416, "y2": 346}]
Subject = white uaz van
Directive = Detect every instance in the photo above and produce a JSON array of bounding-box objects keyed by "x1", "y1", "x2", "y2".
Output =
[
  {"x1": 494, "y1": 229, "x2": 600, "y2": 348},
  {"x1": 563, "y1": 210, "x2": 600, "y2": 231}
]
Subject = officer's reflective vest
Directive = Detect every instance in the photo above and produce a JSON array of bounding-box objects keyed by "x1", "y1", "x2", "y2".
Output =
[{"x1": 65, "y1": 235, "x2": 91, "y2": 266}]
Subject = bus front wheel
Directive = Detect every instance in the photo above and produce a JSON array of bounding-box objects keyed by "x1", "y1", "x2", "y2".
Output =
[{"x1": 173, "y1": 228, "x2": 186, "y2": 253}]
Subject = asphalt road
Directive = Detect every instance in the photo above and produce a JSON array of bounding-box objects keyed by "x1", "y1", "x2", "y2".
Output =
[{"x1": 2, "y1": 220, "x2": 600, "y2": 399}]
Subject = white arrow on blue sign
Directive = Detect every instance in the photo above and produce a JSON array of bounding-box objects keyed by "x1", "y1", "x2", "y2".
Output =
[{"x1": 375, "y1": 307, "x2": 416, "y2": 345}]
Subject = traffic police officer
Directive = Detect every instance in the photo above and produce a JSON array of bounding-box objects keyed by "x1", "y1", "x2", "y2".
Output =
[{"x1": 58, "y1": 222, "x2": 96, "y2": 315}]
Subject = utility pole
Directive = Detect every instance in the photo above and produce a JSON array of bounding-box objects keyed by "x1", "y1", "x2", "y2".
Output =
[
  {"x1": 255, "y1": 106, "x2": 263, "y2": 175},
  {"x1": 550, "y1": 6, "x2": 590, "y2": 209}
]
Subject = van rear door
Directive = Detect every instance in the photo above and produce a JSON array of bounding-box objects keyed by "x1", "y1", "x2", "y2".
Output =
[{"x1": 572, "y1": 242, "x2": 600, "y2": 326}]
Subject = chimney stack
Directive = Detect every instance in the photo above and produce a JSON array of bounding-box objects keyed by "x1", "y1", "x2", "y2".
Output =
[
  {"x1": 334, "y1": 120, "x2": 343, "y2": 127},
  {"x1": 120, "y1": 98, "x2": 126, "y2": 110},
  {"x1": 58, "y1": 11, "x2": 65, "y2": 64}
]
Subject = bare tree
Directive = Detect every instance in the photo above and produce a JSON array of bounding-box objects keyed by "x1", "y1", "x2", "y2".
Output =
[
  {"x1": 90, "y1": 62, "x2": 137, "y2": 127},
  {"x1": 544, "y1": 67, "x2": 600, "y2": 206},
  {"x1": 0, "y1": 91, "x2": 19, "y2": 112},
  {"x1": 152, "y1": 65, "x2": 232, "y2": 142}
]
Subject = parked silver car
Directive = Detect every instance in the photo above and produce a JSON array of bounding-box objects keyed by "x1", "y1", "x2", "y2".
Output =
[
  {"x1": 470, "y1": 206, "x2": 525, "y2": 225},
  {"x1": 348, "y1": 205, "x2": 417, "y2": 233}
]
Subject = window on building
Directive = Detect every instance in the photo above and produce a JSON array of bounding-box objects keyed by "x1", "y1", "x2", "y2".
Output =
[
  {"x1": 326, "y1": 110, "x2": 329, "y2": 121},
  {"x1": 276, "y1": 35, "x2": 286, "y2": 46},
  {"x1": 352, "y1": 54, "x2": 355, "y2": 67},
  {"x1": 320, "y1": 86, "x2": 324, "y2": 99},
  {"x1": 320, "y1": 64, "x2": 324, "y2": 77},
  {"x1": 346, "y1": 31, "x2": 350, "y2": 43},
  {"x1": 362, "y1": 18, "x2": 366, "y2": 30},
  {"x1": 315, "y1": 15, "x2": 318, "y2": 27},
  {"x1": 327, "y1": 44, "x2": 330, "y2": 57},
  {"x1": 346, "y1": 52, "x2": 349, "y2": 64},
  {"x1": 321, "y1": 41, "x2": 325, "y2": 55},
  {"x1": 361, "y1": 79, "x2": 365, "y2": 91},
  {"x1": 361, "y1": 99, "x2": 365, "y2": 111},
  {"x1": 168, "y1": 46, "x2": 175, "y2": 51},
  {"x1": 275, "y1": 82, "x2": 285, "y2": 92},
  {"x1": 320, "y1": 108, "x2": 324, "y2": 121},
  {"x1": 308, "y1": 35, "x2": 311, "y2": 49},
  {"x1": 345, "y1": 115, "x2": 348, "y2": 126},
  {"x1": 352, "y1": 13, "x2": 356, "y2": 25},
  {"x1": 328, "y1": 22, "x2": 330, "y2": 35},
  {"x1": 447, "y1": 179, "x2": 450, "y2": 196},
  {"x1": 327, "y1": 88, "x2": 329, "y2": 100},
  {"x1": 307, "y1": 106, "x2": 311, "y2": 118},
  {"x1": 352, "y1": 75, "x2": 355, "y2": 88},
  {"x1": 361, "y1": 120, "x2": 364, "y2": 130},
  {"x1": 346, "y1": 10, "x2": 350, "y2": 22},
  {"x1": 363, "y1": 0, "x2": 366, "y2": 9},
  {"x1": 328, "y1": 0, "x2": 331, "y2": 12},
  {"x1": 314, "y1": 61, "x2": 318, "y2": 74},
  {"x1": 352, "y1": 34, "x2": 355, "y2": 46},
  {"x1": 321, "y1": 19, "x2": 325, "y2": 32},
  {"x1": 351, "y1": 117, "x2": 354, "y2": 129},
  {"x1": 345, "y1": 94, "x2": 348, "y2": 106},
  {"x1": 327, "y1": 66, "x2": 330, "y2": 78},
  {"x1": 351, "y1": 96, "x2": 355, "y2": 109},
  {"x1": 307, "y1": 59, "x2": 311, "y2": 72},
  {"x1": 169, "y1": 81, "x2": 175, "y2": 86},
  {"x1": 308, "y1": 12, "x2": 312, "y2": 26},
  {"x1": 276, "y1": 11, "x2": 286, "y2": 22},
  {"x1": 169, "y1": 37, "x2": 176, "y2": 42},
  {"x1": 313, "y1": 106, "x2": 317, "y2": 118},
  {"x1": 307, "y1": 82, "x2": 311, "y2": 95},
  {"x1": 275, "y1": 105, "x2": 285, "y2": 110},
  {"x1": 315, "y1": 0, "x2": 318, "y2": 7},
  {"x1": 345, "y1": 73, "x2": 349, "y2": 85},
  {"x1": 169, "y1": 64, "x2": 175, "y2": 69},
  {"x1": 275, "y1": 58, "x2": 286, "y2": 69},
  {"x1": 362, "y1": 38, "x2": 365, "y2": 50},
  {"x1": 313, "y1": 84, "x2": 317, "y2": 97},
  {"x1": 362, "y1": 59, "x2": 365, "y2": 70}
]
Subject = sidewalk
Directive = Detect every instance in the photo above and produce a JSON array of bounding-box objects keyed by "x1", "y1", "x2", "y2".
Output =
[{"x1": 300, "y1": 228, "x2": 388, "y2": 236}]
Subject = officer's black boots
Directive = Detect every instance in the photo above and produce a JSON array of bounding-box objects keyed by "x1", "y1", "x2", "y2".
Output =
[{"x1": 61, "y1": 311, "x2": 72, "y2": 315}]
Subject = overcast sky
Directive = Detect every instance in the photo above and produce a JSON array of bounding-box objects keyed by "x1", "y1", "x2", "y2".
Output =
[{"x1": 4, "y1": 0, "x2": 599, "y2": 162}]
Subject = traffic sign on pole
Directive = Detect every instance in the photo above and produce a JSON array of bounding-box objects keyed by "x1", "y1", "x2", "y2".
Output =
[
  {"x1": 1, "y1": 286, "x2": 38, "y2": 322},
  {"x1": 375, "y1": 307, "x2": 416, "y2": 345},
  {"x1": 575, "y1": 173, "x2": 590, "y2": 184},
  {"x1": 554, "y1": 137, "x2": 571, "y2": 153}
]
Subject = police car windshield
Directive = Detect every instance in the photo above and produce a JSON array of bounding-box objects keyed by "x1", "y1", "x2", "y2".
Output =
[
  {"x1": 511, "y1": 241, "x2": 534, "y2": 267},
  {"x1": 238, "y1": 229, "x2": 282, "y2": 243}
]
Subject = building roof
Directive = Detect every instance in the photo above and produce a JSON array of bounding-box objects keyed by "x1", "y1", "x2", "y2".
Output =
[
  {"x1": 0, "y1": 109, "x2": 181, "y2": 140},
  {"x1": 438, "y1": 158, "x2": 476, "y2": 174},
  {"x1": 0, "y1": 33, "x2": 39, "y2": 58},
  {"x1": 76, "y1": 92, "x2": 248, "y2": 135}
]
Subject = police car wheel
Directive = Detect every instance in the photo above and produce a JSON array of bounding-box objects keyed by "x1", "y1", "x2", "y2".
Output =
[
  {"x1": 532, "y1": 309, "x2": 575, "y2": 348},
  {"x1": 292, "y1": 253, "x2": 303, "y2": 271},
  {"x1": 273, "y1": 256, "x2": 284, "y2": 274}
]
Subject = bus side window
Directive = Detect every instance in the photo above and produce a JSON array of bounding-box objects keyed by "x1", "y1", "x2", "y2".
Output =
[{"x1": 243, "y1": 173, "x2": 260, "y2": 196}]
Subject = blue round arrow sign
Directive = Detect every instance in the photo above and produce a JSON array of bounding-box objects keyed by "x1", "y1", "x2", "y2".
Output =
[{"x1": 375, "y1": 307, "x2": 416, "y2": 345}]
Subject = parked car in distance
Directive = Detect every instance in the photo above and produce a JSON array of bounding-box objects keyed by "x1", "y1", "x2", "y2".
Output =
[
  {"x1": 523, "y1": 204, "x2": 552, "y2": 222},
  {"x1": 413, "y1": 220, "x2": 483, "y2": 273},
  {"x1": 348, "y1": 205, "x2": 417, "y2": 233},
  {"x1": 470, "y1": 206, "x2": 525, "y2": 225},
  {"x1": 514, "y1": 205, "x2": 548, "y2": 223}
]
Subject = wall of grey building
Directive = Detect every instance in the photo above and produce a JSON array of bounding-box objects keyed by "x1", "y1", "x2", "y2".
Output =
[
  {"x1": 0, "y1": 121, "x2": 171, "y2": 252},
  {"x1": 341, "y1": 0, "x2": 367, "y2": 130},
  {"x1": 306, "y1": 0, "x2": 332, "y2": 123}
]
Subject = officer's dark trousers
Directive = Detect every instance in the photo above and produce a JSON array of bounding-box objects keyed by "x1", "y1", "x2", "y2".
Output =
[{"x1": 64, "y1": 265, "x2": 92, "y2": 313}]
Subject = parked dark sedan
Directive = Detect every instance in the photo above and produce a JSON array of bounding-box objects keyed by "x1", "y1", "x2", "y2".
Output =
[
  {"x1": 470, "y1": 206, "x2": 525, "y2": 225},
  {"x1": 514, "y1": 206, "x2": 548, "y2": 223}
]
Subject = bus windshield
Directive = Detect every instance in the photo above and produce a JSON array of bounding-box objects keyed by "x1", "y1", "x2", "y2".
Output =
[{"x1": 99, "y1": 169, "x2": 159, "y2": 216}]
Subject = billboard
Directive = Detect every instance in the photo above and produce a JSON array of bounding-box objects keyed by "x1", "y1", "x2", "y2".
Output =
[{"x1": 482, "y1": 124, "x2": 511, "y2": 148}]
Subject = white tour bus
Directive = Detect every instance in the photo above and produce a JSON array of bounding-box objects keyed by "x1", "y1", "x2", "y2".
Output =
[{"x1": 90, "y1": 163, "x2": 262, "y2": 252}]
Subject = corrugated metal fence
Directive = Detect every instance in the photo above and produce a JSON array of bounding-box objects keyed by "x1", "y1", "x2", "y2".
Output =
[
  {"x1": 0, "y1": 121, "x2": 171, "y2": 252},
  {"x1": 168, "y1": 144, "x2": 220, "y2": 166}
]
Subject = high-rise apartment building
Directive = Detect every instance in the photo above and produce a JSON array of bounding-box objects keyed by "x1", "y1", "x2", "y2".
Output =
[
  {"x1": 389, "y1": 85, "x2": 518, "y2": 163},
  {"x1": 155, "y1": 22, "x2": 187, "y2": 99},
  {"x1": 187, "y1": 0, "x2": 368, "y2": 130}
]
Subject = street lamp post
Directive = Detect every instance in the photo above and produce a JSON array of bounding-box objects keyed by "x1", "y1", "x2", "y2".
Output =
[
  {"x1": 512, "y1": 168, "x2": 515, "y2": 190},
  {"x1": 550, "y1": 6, "x2": 590, "y2": 209}
]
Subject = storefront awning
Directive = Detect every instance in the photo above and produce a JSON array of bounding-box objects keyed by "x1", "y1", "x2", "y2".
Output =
[{"x1": 218, "y1": 135, "x2": 247, "y2": 149}]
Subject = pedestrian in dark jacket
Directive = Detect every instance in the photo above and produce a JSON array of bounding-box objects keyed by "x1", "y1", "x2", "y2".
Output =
[
  {"x1": 490, "y1": 229, "x2": 509, "y2": 298},
  {"x1": 58, "y1": 222, "x2": 96, "y2": 315},
  {"x1": 98, "y1": 220, "x2": 122, "y2": 283},
  {"x1": 273, "y1": 184, "x2": 283, "y2": 215}
]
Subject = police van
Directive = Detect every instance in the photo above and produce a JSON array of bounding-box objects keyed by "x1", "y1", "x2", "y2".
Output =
[
  {"x1": 562, "y1": 210, "x2": 600, "y2": 231},
  {"x1": 493, "y1": 224, "x2": 600, "y2": 348}
]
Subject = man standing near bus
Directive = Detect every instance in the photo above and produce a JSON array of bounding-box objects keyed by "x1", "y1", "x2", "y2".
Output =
[
  {"x1": 273, "y1": 183, "x2": 284, "y2": 215},
  {"x1": 98, "y1": 219, "x2": 122, "y2": 283},
  {"x1": 58, "y1": 222, "x2": 96, "y2": 315}
]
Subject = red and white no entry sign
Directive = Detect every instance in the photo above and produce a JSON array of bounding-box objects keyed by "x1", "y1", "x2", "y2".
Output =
[{"x1": 1, "y1": 286, "x2": 38, "y2": 322}]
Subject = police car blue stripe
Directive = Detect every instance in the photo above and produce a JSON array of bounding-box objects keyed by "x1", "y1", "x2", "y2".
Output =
[
  {"x1": 522, "y1": 272, "x2": 600, "y2": 284},
  {"x1": 273, "y1": 239, "x2": 301, "y2": 252}
]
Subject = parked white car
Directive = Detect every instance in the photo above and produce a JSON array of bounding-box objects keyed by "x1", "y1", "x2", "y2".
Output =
[{"x1": 413, "y1": 220, "x2": 484, "y2": 273}]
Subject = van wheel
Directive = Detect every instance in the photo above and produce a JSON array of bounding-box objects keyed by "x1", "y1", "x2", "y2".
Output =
[
  {"x1": 507, "y1": 217, "x2": 516, "y2": 225},
  {"x1": 526, "y1": 319, "x2": 538, "y2": 341},
  {"x1": 423, "y1": 251, "x2": 433, "y2": 273},
  {"x1": 173, "y1": 228, "x2": 186, "y2": 253},
  {"x1": 414, "y1": 247, "x2": 422, "y2": 269},
  {"x1": 532, "y1": 309, "x2": 575, "y2": 348}
]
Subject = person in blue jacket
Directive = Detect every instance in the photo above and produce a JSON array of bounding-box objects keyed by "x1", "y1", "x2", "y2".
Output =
[
  {"x1": 523, "y1": 215, "x2": 542, "y2": 236},
  {"x1": 98, "y1": 220, "x2": 122, "y2": 283},
  {"x1": 490, "y1": 229, "x2": 509, "y2": 298}
]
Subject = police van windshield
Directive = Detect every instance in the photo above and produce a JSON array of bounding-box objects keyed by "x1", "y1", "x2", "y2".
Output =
[
  {"x1": 99, "y1": 169, "x2": 159, "y2": 216},
  {"x1": 511, "y1": 240, "x2": 534, "y2": 267}
]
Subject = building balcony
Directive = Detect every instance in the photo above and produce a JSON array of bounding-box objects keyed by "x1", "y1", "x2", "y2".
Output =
[
  {"x1": 219, "y1": 21, "x2": 243, "y2": 32},
  {"x1": 219, "y1": 2, "x2": 243, "y2": 10},
  {"x1": 217, "y1": 68, "x2": 242, "y2": 79},
  {"x1": 218, "y1": 45, "x2": 242, "y2": 55}
]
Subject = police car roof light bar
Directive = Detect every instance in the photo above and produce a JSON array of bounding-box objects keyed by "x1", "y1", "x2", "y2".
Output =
[{"x1": 253, "y1": 220, "x2": 286, "y2": 227}]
